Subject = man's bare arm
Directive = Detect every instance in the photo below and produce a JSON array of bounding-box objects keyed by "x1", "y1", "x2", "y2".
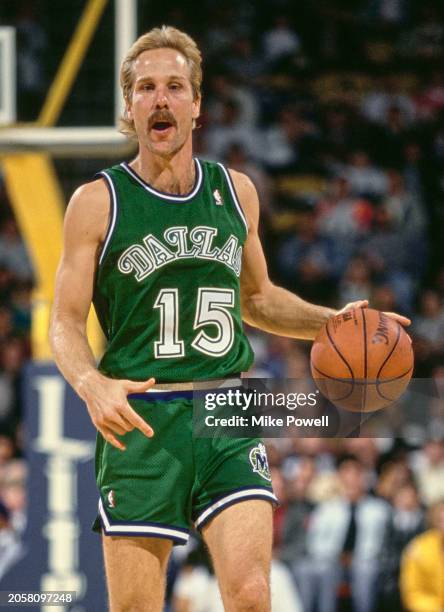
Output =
[
  {"x1": 49, "y1": 180, "x2": 155, "y2": 450},
  {"x1": 233, "y1": 170, "x2": 410, "y2": 341},
  {"x1": 50, "y1": 180, "x2": 107, "y2": 390}
]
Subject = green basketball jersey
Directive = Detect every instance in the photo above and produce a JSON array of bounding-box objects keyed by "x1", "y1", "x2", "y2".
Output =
[{"x1": 93, "y1": 158, "x2": 254, "y2": 382}]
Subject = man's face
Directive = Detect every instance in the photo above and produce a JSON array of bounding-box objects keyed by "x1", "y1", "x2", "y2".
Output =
[
  {"x1": 339, "y1": 462, "x2": 366, "y2": 501},
  {"x1": 126, "y1": 48, "x2": 200, "y2": 157}
]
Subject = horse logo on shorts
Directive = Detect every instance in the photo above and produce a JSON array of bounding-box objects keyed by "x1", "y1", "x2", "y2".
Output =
[{"x1": 249, "y1": 443, "x2": 271, "y2": 481}]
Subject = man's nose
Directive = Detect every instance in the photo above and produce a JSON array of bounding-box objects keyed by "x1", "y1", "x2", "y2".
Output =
[{"x1": 154, "y1": 89, "x2": 169, "y2": 108}]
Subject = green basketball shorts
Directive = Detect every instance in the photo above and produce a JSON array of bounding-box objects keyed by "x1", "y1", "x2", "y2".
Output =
[{"x1": 93, "y1": 390, "x2": 278, "y2": 544}]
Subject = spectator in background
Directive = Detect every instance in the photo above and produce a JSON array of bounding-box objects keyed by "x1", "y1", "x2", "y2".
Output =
[
  {"x1": 412, "y1": 290, "x2": 444, "y2": 360},
  {"x1": 317, "y1": 177, "x2": 373, "y2": 272},
  {"x1": 378, "y1": 483, "x2": 426, "y2": 612},
  {"x1": 402, "y1": 141, "x2": 429, "y2": 200},
  {"x1": 223, "y1": 36, "x2": 265, "y2": 82},
  {"x1": 260, "y1": 107, "x2": 319, "y2": 174},
  {"x1": 0, "y1": 338, "x2": 26, "y2": 436},
  {"x1": 280, "y1": 456, "x2": 317, "y2": 608},
  {"x1": 341, "y1": 151, "x2": 388, "y2": 198},
  {"x1": 319, "y1": 105, "x2": 356, "y2": 163},
  {"x1": 339, "y1": 256, "x2": 373, "y2": 305},
  {"x1": 0, "y1": 266, "x2": 13, "y2": 305},
  {"x1": 204, "y1": 98, "x2": 262, "y2": 161},
  {"x1": 0, "y1": 500, "x2": 23, "y2": 581},
  {"x1": 9, "y1": 282, "x2": 32, "y2": 336},
  {"x1": 0, "y1": 437, "x2": 14, "y2": 466},
  {"x1": 262, "y1": 15, "x2": 301, "y2": 66},
  {"x1": 173, "y1": 540, "x2": 223, "y2": 612},
  {"x1": 400, "y1": 499, "x2": 444, "y2": 612},
  {"x1": 382, "y1": 169, "x2": 427, "y2": 240},
  {"x1": 0, "y1": 459, "x2": 26, "y2": 533},
  {"x1": 280, "y1": 455, "x2": 316, "y2": 566},
  {"x1": 376, "y1": 458, "x2": 414, "y2": 504},
  {"x1": 410, "y1": 439, "x2": 444, "y2": 507},
  {"x1": 398, "y1": 4, "x2": 444, "y2": 60},
  {"x1": 370, "y1": 284, "x2": 400, "y2": 313},
  {"x1": 415, "y1": 70, "x2": 444, "y2": 121},
  {"x1": 361, "y1": 74, "x2": 415, "y2": 126},
  {"x1": 0, "y1": 308, "x2": 13, "y2": 343},
  {"x1": 276, "y1": 208, "x2": 337, "y2": 302},
  {"x1": 206, "y1": 71, "x2": 259, "y2": 128},
  {"x1": 0, "y1": 219, "x2": 33, "y2": 282},
  {"x1": 359, "y1": 205, "x2": 418, "y2": 279},
  {"x1": 304, "y1": 455, "x2": 390, "y2": 612}
]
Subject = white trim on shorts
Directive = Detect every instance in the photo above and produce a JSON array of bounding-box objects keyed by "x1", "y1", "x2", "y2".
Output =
[
  {"x1": 194, "y1": 487, "x2": 278, "y2": 529},
  {"x1": 98, "y1": 498, "x2": 190, "y2": 543}
]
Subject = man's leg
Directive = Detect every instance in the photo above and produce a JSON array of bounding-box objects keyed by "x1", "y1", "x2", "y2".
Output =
[
  {"x1": 202, "y1": 499, "x2": 273, "y2": 612},
  {"x1": 102, "y1": 535, "x2": 173, "y2": 612}
]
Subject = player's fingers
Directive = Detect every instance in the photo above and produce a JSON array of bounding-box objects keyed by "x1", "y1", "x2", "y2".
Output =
[
  {"x1": 107, "y1": 419, "x2": 129, "y2": 436},
  {"x1": 124, "y1": 377, "x2": 156, "y2": 393},
  {"x1": 100, "y1": 426, "x2": 126, "y2": 451},
  {"x1": 383, "y1": 312, "x2": 411, "y2": 327},
  {"x1": 338, "y1": 299, "x2": 369, "y2": 314},
  {"x1": 350, "y1": 300, "x2": 369, "y2": 310},
  {"x1": 124, "y1": 405, "x2": 154, "y2": 438}
]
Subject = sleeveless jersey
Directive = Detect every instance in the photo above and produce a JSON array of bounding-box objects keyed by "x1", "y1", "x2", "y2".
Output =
[{"x1": 93, "y1": 158, "x2": 254, "y2": 382}]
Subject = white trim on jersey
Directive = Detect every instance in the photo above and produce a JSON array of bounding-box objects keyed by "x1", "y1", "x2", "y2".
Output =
[
  {"x1": 121, "y1": 158, "x2": 203, "y2": 202},
  {"x1": 217, "y1": 163, "x2": 249, "y2": 235},
  {"x1": 194, "y1": 488, "x2": 278, "y2": 529},
  {"x1": 98, "y1": 171, "x2": 118, "y2": 266},
  {"x1": 98, "y1": 498, "x2": 189, "y2": 543}
]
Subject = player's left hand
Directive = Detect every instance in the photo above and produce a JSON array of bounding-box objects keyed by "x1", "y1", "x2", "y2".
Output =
[{"x1": 337, "y1": 299, "x2": 411, "y2": 327}]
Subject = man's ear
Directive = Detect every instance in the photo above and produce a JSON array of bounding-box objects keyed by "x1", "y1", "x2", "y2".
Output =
[
  {"x1": 192, "y1": 95, "x2": 201, "y2": 121},
  {"x1": 125, "y1": 99, "x2": 133, "y2": 120}
]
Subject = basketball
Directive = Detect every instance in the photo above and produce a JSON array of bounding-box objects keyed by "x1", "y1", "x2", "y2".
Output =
[{"x1": 310, "y1": 308, "x2": 414, "y2": 412}]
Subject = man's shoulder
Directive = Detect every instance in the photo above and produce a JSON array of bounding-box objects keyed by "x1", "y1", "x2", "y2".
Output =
[
  {"x1": 71, "y1": 178, "x2": 109, "y2": 206},
  {"x1": 65, "y1": 178, "x2": 110, "y2": 240}
]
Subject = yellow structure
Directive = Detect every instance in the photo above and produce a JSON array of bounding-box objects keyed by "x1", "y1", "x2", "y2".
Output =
[{"x1": 1, "y1": 153, "x2": 103, "y2": 360}]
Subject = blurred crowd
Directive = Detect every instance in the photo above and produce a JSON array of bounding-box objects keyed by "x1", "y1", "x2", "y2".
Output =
[
  {"x1": 1, "y1": 0, "x2": 444, "y2": 610},
  {"x1": 170, "y1": 440, "x2": 444, "y2": 612}
]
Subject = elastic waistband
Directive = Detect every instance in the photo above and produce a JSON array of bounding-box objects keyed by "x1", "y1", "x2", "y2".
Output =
[{"x1": 128, "y1": 376, "x2": 242, "y2": 402}]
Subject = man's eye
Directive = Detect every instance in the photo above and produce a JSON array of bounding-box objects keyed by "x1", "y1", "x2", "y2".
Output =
[
  {"x1": 141, "y1": 84, "x2": 154, "y2": 91},
  {"x1": 170, "y1": 83, "x2": 181, "y2": 90}
]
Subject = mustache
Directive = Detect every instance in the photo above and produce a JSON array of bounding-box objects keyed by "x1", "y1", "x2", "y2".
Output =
[{"x1": 148, "y1": 111, "x2": 177, "y2": 129}]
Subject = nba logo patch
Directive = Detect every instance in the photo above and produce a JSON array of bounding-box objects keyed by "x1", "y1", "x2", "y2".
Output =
[
  {"x1": 249, "y1": 443, "x2": 271, "y2": 481},
  {"x1": 107, "y1": 490, "x2": 116, "y2": 508},
  {"x1": 213, "y1": 189, "x2": 223, "y2": 206}
]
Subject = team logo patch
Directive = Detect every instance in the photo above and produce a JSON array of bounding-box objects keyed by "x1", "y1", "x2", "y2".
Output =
[
  {"x1": 107, "y1": 490, "x2": 116, "y2": 508},
  {"x1": 213, "y1": 189, "x2": 223, "y2": 206},
  {"x1": 249, "y1": 443, "x2": 271, "y2": 481}
]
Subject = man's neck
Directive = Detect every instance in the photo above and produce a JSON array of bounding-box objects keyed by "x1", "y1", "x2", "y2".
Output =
[{"x1": 131, "y1": 147, "x2": 196, "y2": 196}]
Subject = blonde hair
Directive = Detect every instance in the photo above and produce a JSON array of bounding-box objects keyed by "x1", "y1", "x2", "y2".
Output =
[{"x1": 119, "y1": 25, "x2": 202, "y2": 139}]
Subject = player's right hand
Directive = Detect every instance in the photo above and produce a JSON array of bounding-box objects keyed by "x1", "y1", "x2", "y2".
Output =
[{"x1": 78, "y1": 373, "x2": 156, "y2": 451}]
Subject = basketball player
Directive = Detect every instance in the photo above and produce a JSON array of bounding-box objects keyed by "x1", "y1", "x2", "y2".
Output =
[{"x1": 49, "y1": 26, "x2": 410, "y2": 611}]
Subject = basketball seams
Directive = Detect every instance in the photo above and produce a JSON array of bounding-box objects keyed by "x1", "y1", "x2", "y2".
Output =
[
  {"x1": 376, "y1": 322, "x2": 401, "y2": 379},
  {"x1": 311, "y1": 363, "x2": 355, "y2": 400},
  {"x1": 325, "y1": 319, "x2": 355, "y2": 379},
  {"x1": 311, "y1": 308, "x2": 413, "y2": 412},
  {"x1": 312, "y1": 363, "x2": 413, "y2": 385},
  {"x1": 361, "y1": 309, "x2": 368, "y2": 410},
  {"x1": 375, "y1": 366, "x2": 413, "y2": 401}
]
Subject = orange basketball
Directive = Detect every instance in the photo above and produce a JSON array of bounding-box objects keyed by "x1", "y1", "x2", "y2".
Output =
[{"x1": 310, "y1": 308, "x2": 414, "y2": 412}]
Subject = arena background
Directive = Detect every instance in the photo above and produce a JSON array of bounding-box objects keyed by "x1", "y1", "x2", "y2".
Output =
[{"x1": 0, "y1": 1, "x2": 443, "y2": 610}]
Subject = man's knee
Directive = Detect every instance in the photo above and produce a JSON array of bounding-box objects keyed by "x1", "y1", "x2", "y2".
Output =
[{"x1": 227, "y1": 572, "x2": 270, "y2": 611}]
